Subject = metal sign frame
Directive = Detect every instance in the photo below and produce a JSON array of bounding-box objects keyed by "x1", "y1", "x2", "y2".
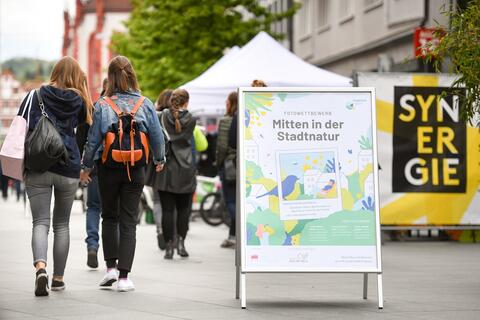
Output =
[{"x1": 235, "y1": 87, "x2": 383, "y2": 309}]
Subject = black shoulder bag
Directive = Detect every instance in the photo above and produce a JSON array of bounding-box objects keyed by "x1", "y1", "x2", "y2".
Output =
[{"x1": 25, "y1": 89, "x2": 69, "y2": 172}]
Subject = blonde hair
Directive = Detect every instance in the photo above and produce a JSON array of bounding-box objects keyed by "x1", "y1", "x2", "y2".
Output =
[
  {"x1": 105, "y1": 56, "x2": 140, "y2": 97},
  {"x1": 49, "y1": 56, "x2": 93, "y2": 124},
  {"x1": 169, "y1": 89, "x2": 189, "y2": 133}
]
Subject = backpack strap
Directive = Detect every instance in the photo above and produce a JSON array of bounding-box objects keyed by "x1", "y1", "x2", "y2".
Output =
[
  {"x1": 103, "y1": 96, "x2": 122, "y2": 116},
  {"x1": 103, "y1": 96, "x2": 125, "y2": 163},
  {"x1": 130, "y1": 96, "x2": 145, "y2": 117},
  {"x1": 103, "y1": 96, "x2": 145, "y2": 116}
]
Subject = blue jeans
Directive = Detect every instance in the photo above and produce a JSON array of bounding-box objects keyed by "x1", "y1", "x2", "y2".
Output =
[
  {"x1": 219, "y1": 169, "x2": 236, "y2": 238},
  {"x1": 85, "y1": 174, "x2": 101, "y2": 251}
]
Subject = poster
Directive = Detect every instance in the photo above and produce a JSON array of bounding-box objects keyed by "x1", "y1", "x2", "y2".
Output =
[
  {"x1": 239, "y1": 88, "x2": 381, "y2": 272},
  {"x1": 357, "y1": 73, "x2": 480, "y2": 225},
  {"x1": 393, "y1": 86, "x2": 466, "y2": 193}
]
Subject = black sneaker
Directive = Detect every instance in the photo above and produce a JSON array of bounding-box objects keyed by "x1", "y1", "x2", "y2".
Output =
[
  {"x1": 87, "y1": 249, "x2": 98, "y2": 269},
  {"x1": 51, "y1": 279, "x2": 65, "y2": 291},
  {"x1": 157, "y1": 233, "x2": 166, "y2": 250},
  {"x1": 35, "y1": 269, "x2": 49, "y2": 297}
]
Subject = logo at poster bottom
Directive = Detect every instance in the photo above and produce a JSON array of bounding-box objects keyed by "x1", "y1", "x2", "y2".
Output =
[{"x1": 288, "y1": 252, "x2": 310, "y2": 264}]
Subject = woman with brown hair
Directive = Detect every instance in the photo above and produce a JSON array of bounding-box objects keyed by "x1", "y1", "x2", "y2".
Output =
[
  {"x1": 82, "y1": 56, "x2": 165, "y2": 291},
  {"x1": 19, "y1": 56, "x2": 93, "y2": 296},
  {"x1": 155, "y1": 88, "x2": 173, "y2": 111},
  {"x1": 150, "y1": 88, "x2": 173, "y2": 250},
  {"x1": 155, "y1": 88, "x2": 197, "y2": 259},
  {"x1": 216, "y1": 91, "x2": 238, "y2": 248}
]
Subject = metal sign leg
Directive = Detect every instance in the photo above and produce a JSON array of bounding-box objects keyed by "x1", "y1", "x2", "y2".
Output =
[
  {"x1": 363, "y1": 273, "x2": 368, "y2": 300},
  {"x1": 377, "y1": 273, "x2": 384, "y2": 309},
  {"x1": 235, "y1": 265, "x2": 240, "y2": 299},
  {"x1": 240, "y1": 273, "x2": 246, "y2": 309}
]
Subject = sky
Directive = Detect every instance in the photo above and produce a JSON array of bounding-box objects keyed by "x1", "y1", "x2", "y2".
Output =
[{"x1": 0, "y1": 0, "x2": 75, "y2": 62}]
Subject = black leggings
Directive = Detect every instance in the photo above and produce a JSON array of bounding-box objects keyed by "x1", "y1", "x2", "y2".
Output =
[
  {"x1": 98, "y1": 165, "x2": 144, "y2": 272},
  {"x1": 159, "y1": 191, "x2": 193, "y2": 242}
]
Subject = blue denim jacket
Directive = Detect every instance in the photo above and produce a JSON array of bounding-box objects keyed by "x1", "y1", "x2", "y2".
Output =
[{"x1": 82, "y1": 91, "x2": 165, "y2": 169}]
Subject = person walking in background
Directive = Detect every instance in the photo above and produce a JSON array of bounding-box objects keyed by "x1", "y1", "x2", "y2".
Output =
[
  {"x1": 21, "y1": 56, "x2": 93, "y2": 296},
  {"x1": 216, "y1": 91, "x2": 238, "y2": 248},
  {"x1": 0, "y1": 166, "x2": 9, "y2": 200},
  {"x1": 156, "y1": 89, "x2": 196, "y2": 260},
  {"x1": 228, "y1": 80, "x2": 267, "y2": 151},
  {"x1": 81, "y1": 56, "x2": 165, "y2": 292},
  {"x1": 13, "y1": 179, "x2": 23, "y2": 202},
  {"x1": 76, "y1": 78, "x2": 107, "y2": 269},
  {"x1": 150, "y1": 89, "x2": 173, "y2": 250},
  {"x1": 149, "y1": 89, "x2": 207, "y2": 251}
]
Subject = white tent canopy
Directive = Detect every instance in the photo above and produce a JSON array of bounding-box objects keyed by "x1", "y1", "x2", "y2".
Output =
[{"x1": 183, "y1": 31, "x2": 352, "y2": 116}]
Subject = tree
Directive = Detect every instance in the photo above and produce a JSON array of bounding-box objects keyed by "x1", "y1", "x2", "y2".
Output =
[
  {"x1": 427, "y1": 0, "x2": 480, "y2": 125},
  {"x1": 1, "y1": 58, "x2": 54, "y2": 82},
  {"x1": 111, "y1": 0, "x2": 299, "y2": 99}
]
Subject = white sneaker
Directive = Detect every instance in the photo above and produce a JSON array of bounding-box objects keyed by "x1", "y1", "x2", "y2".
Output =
[
  {"x1": 99, "y1": 269, "x2": 118, "y2": 289},
  {"x1": 117, "y1": 278, "x2": 135, "y2": 292}
]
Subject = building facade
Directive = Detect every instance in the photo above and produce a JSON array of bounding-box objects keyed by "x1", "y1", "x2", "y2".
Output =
[
  {"x1": 63, "y1": 0, "x2": 131, "y2": 100},
  {"x1": 289, "y1": 0, "x2": 453, "y2": 77},
  {"x1": 63, "y1": 0, "x2": 461, "y2": 98},
  {"x1": 0, "y1": 72, "x2": 25, "y2": 138}
]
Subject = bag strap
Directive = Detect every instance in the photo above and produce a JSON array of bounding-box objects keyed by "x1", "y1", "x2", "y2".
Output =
[
  {"x1": 21, "y1": 90, "x2": 34, "y2": 117},
  {"x1": 103, "y1": 96, "x2": 122, "y2": 116},
  {"x1": 130, "y1": 96, "x2": 145, "y2": 117},
  {"x1": 21, "y1": 90, "x2": 35, "y2": 126},
  {"x1": 103, "y1": 96, "x2": 145, "y2": 117},
  {"x1": 160, "y1": 112, "x2": 171, "y2": 142},
  {"x1": 35, "y1": 88, "x2": 49, "y2": 118}
]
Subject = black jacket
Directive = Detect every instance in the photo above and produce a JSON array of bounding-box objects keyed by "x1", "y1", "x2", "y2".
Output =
[
  {"x1": 154, "y1": 109, "x2": 196, "y2": 193},
  {"x1": 228, "y1": 112, "x2": 238, "y2": 150},
  {"x1": 19, "y1": 85, "x2": 86, "y2": 178}
]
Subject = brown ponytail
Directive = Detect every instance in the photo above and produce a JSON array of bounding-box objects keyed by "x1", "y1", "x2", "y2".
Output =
[
  {"x1": 105, "y1": 56, "x2": 140, "y2": 97},
  {"x1": 169, "y1": 89, "x2": 189, "y2": 133}
]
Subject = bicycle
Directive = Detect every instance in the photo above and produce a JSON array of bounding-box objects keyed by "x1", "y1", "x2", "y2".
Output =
[{"x1": 200, "y1": 190, "x2": 230, "y2": 227}]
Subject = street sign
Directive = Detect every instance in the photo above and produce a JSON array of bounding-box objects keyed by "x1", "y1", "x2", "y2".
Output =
[{"x1": 414, "y1": 27, "x2": 443, "y2": 58}]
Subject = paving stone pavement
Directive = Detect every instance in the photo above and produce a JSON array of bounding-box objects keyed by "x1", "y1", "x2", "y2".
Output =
[{"x1": 0, "y1": 196, "x2": 479, "y2": 320}]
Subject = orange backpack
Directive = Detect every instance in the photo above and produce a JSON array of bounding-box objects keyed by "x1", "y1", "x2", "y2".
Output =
[{"x1": 101, "y1": 96, "x2": 150, "y2": 180}]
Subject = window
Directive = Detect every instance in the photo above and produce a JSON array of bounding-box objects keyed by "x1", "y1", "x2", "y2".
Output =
[
  {"x1": 363, "y1": 0, "x2": 383, "y2": 12},
  {"x1": 299, "y1": 0, "x2": 313, "y2": 36},
  {"x1": 316, "y1": 0, "x2": 329, "y2": 29},
  {"x1": 339, "y1": 0, "x2": 354, "y2": 22}
]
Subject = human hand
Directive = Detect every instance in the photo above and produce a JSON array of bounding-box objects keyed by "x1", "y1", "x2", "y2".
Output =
[
  {"x1": 155, "y1": 164, "x2": 164, "y2": 172},
  {"x1": 80, "y1": 170, "x2": 92, "y2": 185}
]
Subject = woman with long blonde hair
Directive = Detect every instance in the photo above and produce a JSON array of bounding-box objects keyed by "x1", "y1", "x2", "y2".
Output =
[{"x1": 18, "y1": 56, "x2": 93, "y2": 296}]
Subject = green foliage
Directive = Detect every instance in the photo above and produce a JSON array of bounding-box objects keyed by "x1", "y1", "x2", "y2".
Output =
[
  {"x1": 111, "y1": 0, "x2": 299, "y2": 99},
  {"x1": 426, "y1": 1, "x2": 480, "y2": 125},
  {"x1": 1, "y1": 58, "x2": 54, "y2": 82}
]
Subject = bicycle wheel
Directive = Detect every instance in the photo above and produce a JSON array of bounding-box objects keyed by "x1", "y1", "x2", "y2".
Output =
[{"x1": 200, "y1": 192, "x2": 226, "y2": 226}]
